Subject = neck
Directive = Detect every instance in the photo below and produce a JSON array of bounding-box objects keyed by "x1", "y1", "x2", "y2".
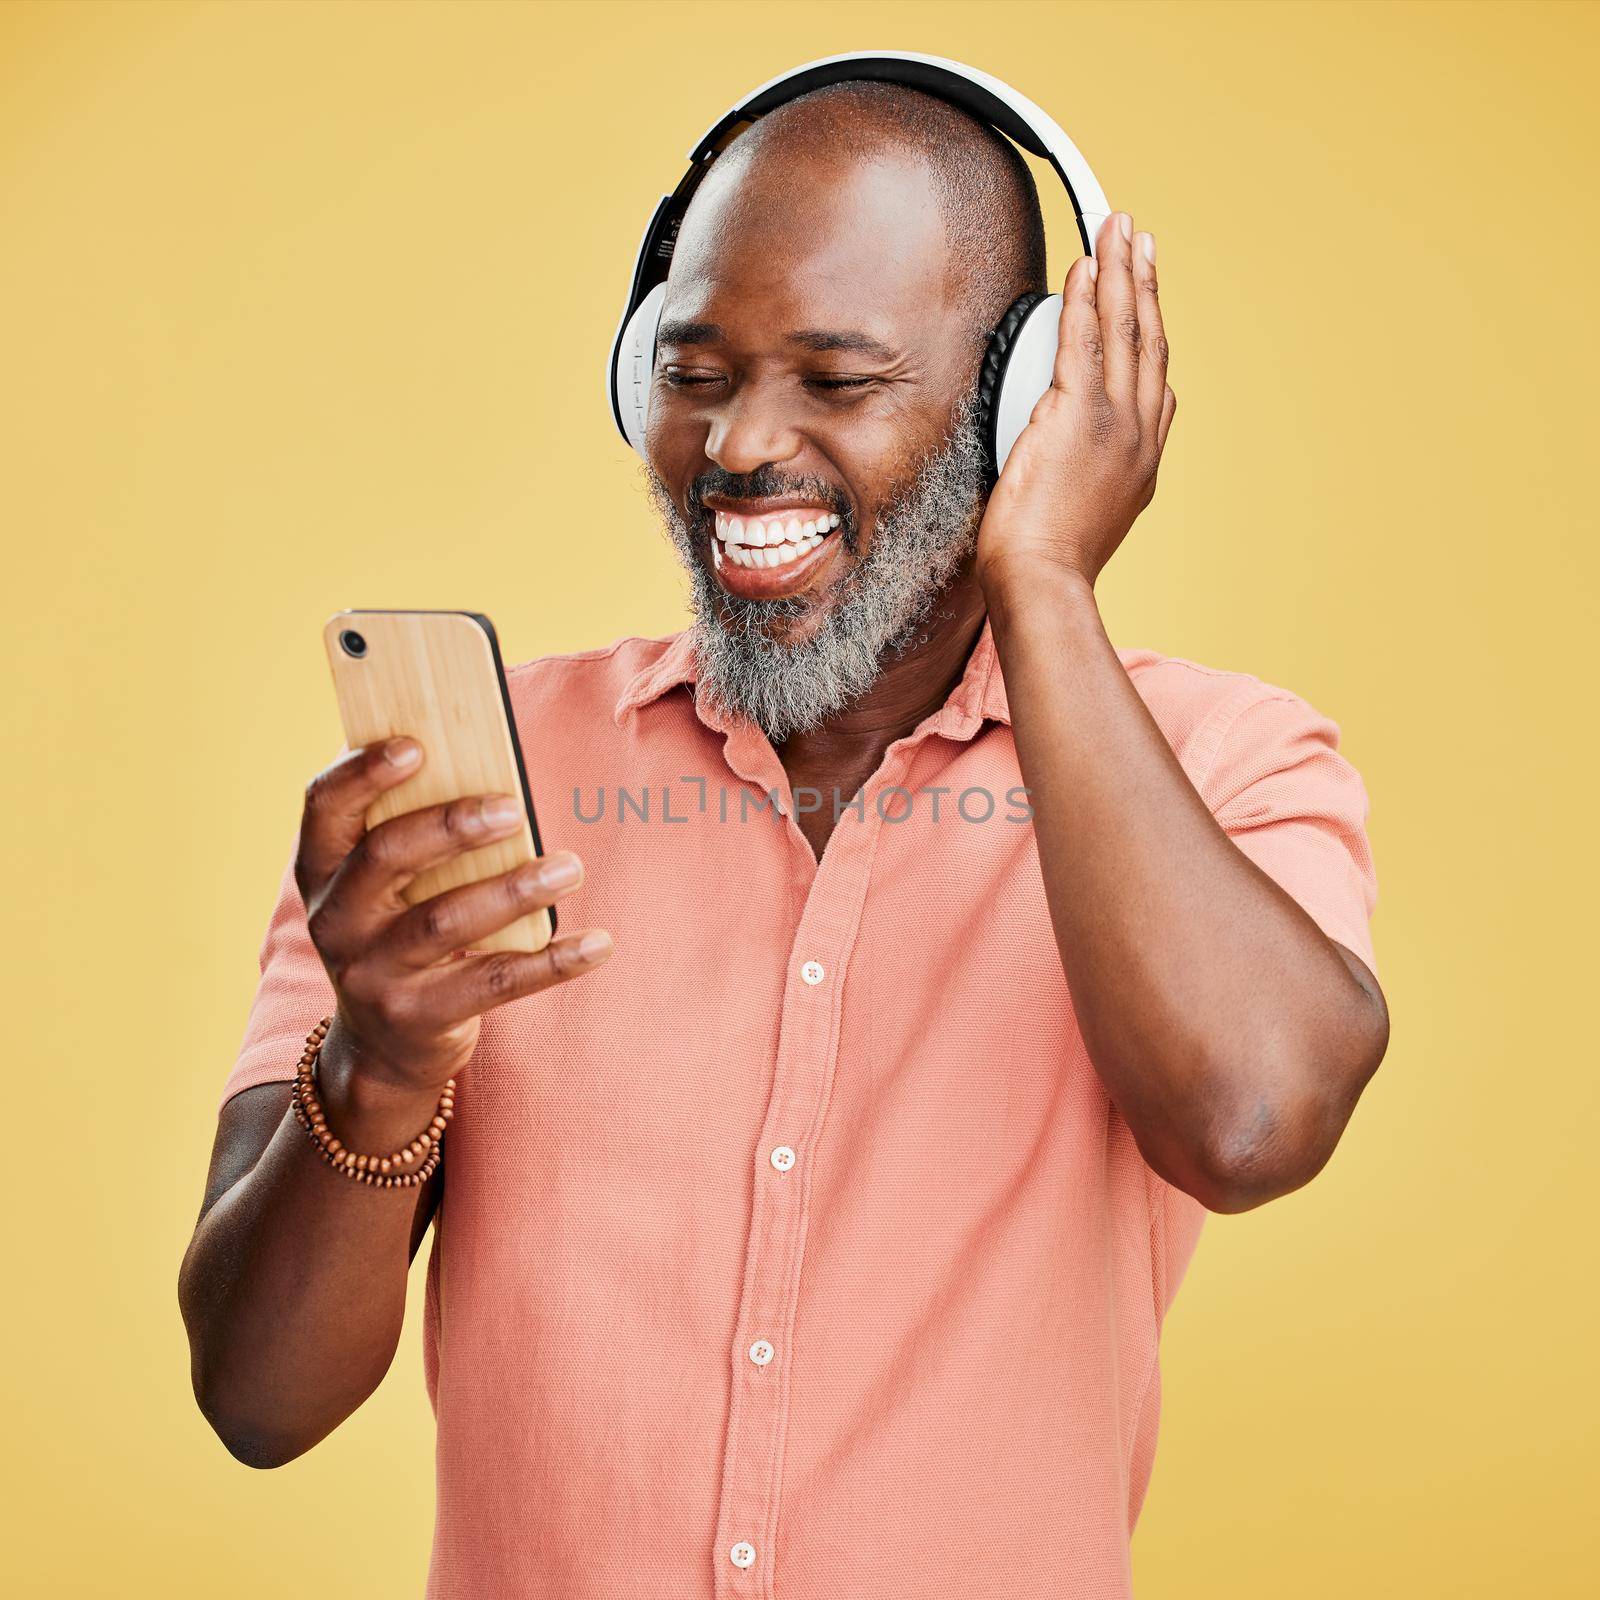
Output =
[{"x1": 774, "y1": 568, "x2": 987, "y2": 841}]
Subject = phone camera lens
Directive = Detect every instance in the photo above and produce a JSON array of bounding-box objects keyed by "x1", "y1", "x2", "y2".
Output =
[{"x1": 339, "y1": 629, "x2": 368, "y2": 659}]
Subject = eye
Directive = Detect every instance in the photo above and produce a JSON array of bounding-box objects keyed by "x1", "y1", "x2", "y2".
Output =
[
  {"x1": 661, "y1": 369, "x2": 724, "y2": 389},
  {"x1": 806, "y1": 375, "x2": 876, "y2": 393}
]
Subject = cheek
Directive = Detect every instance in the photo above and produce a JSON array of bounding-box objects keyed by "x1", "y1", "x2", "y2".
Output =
[
  {"x1": 823, "y1": 411, "x2": 942, "y2": 532},
  {"x1": 643, "y1": 394, "x2": 700, "y2": 495}
]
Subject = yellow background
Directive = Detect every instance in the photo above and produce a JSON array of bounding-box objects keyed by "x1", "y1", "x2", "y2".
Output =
[{"x1": 3, "y1": 0, "x2": 1594, "y2": 1593}]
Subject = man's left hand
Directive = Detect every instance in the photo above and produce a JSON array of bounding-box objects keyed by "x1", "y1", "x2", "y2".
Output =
[{"x1": 975, "y1": 211, "x2": 1176, "y2": 592}]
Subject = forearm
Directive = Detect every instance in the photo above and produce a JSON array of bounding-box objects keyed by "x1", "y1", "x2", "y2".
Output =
[
  {"x1": 178, "y1": 1029, "x2": 440, "y2": 1466},
  {"x1": 986, "y1": 562, "x2": 1385, "y2": 1210}
]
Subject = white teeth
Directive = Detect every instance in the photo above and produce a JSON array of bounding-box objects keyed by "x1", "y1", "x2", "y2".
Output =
[
  {"x1": 714, "y1": 509, "x2": 840, "y2": 566},
  {"x1": 718, "y1": 528, "x2": 831, "y2": 577}
]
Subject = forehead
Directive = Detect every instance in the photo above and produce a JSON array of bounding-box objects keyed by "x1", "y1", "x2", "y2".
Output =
[{"x1": 663, "y1": 145, "x2": 956, "y2": 339}]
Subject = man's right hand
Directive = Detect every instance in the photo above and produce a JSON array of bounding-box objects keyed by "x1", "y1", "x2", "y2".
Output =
[{"x1": 296, "y1": 736, "x2": 611, "y2": 1141}]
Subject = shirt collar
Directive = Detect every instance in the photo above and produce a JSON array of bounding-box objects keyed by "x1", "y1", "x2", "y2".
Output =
[{"x1": 613, "y1": 614, "x2": 1011, "y2": 740}]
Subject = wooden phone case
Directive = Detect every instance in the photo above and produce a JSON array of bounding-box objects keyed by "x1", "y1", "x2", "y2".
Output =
[{"x1": 323, "y1": 610, "x2": 553, "y2": 954}]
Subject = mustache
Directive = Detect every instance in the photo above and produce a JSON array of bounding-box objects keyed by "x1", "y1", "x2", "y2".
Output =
[{"x1": 685, "y1": 465, "x2": 853, "y2": 531}]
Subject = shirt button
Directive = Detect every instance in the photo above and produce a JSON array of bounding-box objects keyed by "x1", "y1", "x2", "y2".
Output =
[
  {"x1": 730, "y1": 1541, "x2": 756, "y2": 1569},
  {"x1": 770, "y1": 1145, "x2": 796, "y2": 1172},
  {"x1": 800, "y1": 959, "x2": 825, "y2": 985},
  {"x1": 748, "y1": 1339, "x2": 775, "y2": 1366}
]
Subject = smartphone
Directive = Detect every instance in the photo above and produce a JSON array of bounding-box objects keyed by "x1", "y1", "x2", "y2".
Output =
[{"x1": 323, "y1": 609, "x2": 554, "y2": 953}]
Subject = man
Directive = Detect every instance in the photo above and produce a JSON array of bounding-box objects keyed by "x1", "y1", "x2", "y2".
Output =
[{"x1": 181, "y1": 78, "x2": 1388, "y2": 1598}]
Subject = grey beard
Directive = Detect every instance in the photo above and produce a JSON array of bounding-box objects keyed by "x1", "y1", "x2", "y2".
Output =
[{"x1": 644, "y1": 391, "x2": 988, "y2": 743}]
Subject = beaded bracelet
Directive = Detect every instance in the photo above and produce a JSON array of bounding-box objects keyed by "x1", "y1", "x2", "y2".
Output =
[{"x1": 289, "y1": 1014, "x2": 455, "y2": 1189}]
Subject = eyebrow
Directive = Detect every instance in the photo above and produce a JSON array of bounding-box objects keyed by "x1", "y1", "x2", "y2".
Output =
[
  {"x1": 653, "y1": 321, "x2": 899, "y2": 362},
  {"x1": 656, "y1": 319, "x2": 723, "y2": 347},
  {"x1": 787, "y1": 328, "x2": 898, "y2": 361}
]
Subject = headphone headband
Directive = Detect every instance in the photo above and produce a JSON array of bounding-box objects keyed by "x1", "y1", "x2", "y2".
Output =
[
  {"x1": 690, "y1": 52, "x2": 1108, "y2": 237},
  {"x1": 607, "y1": 51, "x2": 1112, "y2": 465}
]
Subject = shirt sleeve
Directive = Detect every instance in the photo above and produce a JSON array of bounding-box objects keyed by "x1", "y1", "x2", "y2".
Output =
[
  {"x1": 219, "y1": 835, "x2": 337, "y2": 1113},
  {"x1": 1199, "y1": 686, "x2": 1380, "y2": 977}
]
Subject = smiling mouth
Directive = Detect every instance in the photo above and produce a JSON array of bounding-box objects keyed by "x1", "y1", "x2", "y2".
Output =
[{"x1": 712, "y1": 508, "x2": 842, "y2": 569}]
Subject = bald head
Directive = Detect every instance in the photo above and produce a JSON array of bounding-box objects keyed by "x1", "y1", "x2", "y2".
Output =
[{"x1": 708, "y1": 79, "x2": 1047, "y2": 351}]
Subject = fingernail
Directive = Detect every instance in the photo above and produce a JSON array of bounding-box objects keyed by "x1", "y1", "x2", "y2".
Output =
[
  {"x1": 1139, "y1": 231, "x2": 1156, "y2": 264},
  {"x1": 1087, "y1": 256, "x2": 1099, "y2": 282},
  {"x1": 1118, "y1": 212, "x2": 1133, "y2": 242},
  {"x1": 578, "y1": 929, "x2": 613, "y2": 961},
  {"x1": 385, "y1": 738, "x2": 421, "y2": 767},
  {"x1": 538, "y1": 852, "x2": 583, "y2": 890},
  {"x1": 483, "y1": 795, "x2": 522, "y2": 827}
]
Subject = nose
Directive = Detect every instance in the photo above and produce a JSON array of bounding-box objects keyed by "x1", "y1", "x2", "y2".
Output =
[{"x1": 703, "y1": 380, "x2": 803, "y2": 477}]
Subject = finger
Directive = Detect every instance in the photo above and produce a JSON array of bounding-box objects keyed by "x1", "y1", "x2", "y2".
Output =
[
  {"x1": 296, "y1": 738, "x2": 423, "y2": 906},
  {"x1": 1050, "y1": 251, "x2": 1107, "y2": 401},
  {"x1": 1158, "y1": 383, "x2": 1177, "y2": 454},
  {"x1": 413, "y1": 929, "x2": 615, "y2": 1026},
  {"x1": 1131, "y1": 231, "x2": 1169, "y2": 444},
  {"x1": 380, "y1": 852, "x2": 585, "y2": 971},
  {"x1": 1096, "y1": 210, "x2": 1140, "y2": 413},
  {"x1": 315, "y1": 792, "x2": 529, "y2": 954}
]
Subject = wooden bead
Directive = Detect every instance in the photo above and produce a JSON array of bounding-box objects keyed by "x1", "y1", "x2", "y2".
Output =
[{"x1": 291, "y1": 1015, "x2": 455, "y2": 1194}]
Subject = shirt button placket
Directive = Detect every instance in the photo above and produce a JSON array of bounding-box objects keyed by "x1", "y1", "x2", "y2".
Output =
[{"x1": 717, "y1": 887, "x2": 857, "y2": 1593}]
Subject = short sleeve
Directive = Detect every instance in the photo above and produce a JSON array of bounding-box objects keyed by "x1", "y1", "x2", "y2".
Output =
[
  {"x1": 1200, "y1": 687, "x2": 1380, "y2": 977},
  {"x1": 220, "y1": 835, "x2": 337, "y2": 1112}
]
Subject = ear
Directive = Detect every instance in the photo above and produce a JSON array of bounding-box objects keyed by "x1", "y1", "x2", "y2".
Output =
[{"x1": 614, "y1": 284, "x2": 666, "y2": 456}]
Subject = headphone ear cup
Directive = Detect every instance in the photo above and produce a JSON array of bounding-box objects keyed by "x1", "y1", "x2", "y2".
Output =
[
  {"x1": 613, "y1": 283, "x2": 666, "y2": 456},
  {"x1": 977, "y1": 292, "x2": 1048, "y2": 484},
  {"x1": 977, "y1": 291, "x2": 1063, "y2": 483}
]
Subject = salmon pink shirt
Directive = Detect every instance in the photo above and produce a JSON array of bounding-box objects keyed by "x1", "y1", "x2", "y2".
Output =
[{"x1": 222, "y1": 617, "x2": 1378, "y2": 1599}]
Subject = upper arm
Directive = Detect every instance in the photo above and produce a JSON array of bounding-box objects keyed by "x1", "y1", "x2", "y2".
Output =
[
  {"x1": 1330, "y1": 938, "x2": 1391, "y2": 1068},
  {"x1": 1331, "y1": 938, "x2": 1383, "y2": 1008}
]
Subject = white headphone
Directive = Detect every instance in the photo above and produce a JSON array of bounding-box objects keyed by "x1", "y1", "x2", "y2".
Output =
[{"x1": 605, "y1": 50, "x2": 1112, "y2": 483}]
